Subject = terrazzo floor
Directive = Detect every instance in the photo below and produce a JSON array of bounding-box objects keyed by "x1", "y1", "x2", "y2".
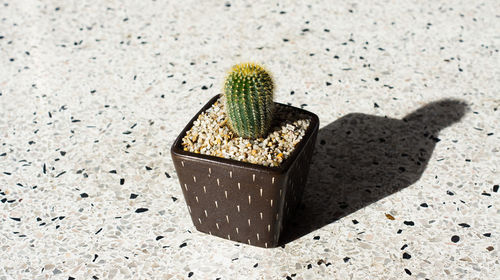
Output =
[{"x1": 1, "y1": 0, "x2": 499, "y2": 279}]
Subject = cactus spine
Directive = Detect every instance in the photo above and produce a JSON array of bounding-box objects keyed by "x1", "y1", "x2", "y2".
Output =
[{"x1": 223, "y1": 63, "x2": 275, "y2": 139}]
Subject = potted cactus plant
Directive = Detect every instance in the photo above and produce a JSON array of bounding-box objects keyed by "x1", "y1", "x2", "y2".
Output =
[{"x1": 171, "y1": 63, "x2": 319, "y2": 248}]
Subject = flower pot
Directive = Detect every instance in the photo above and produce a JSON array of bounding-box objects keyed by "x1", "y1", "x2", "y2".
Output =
[{"x1": 170, "y1": 94, "x2": 319, "y2": 248}]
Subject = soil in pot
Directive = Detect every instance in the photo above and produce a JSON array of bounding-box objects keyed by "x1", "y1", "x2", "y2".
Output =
[{"x1": 181, "y1": 97, "x2": 311, "y2": 167}]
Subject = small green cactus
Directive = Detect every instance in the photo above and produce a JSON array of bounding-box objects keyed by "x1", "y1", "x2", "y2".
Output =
[{"x1": 223, "y1": 63, "x2": 275, "y2": 139}]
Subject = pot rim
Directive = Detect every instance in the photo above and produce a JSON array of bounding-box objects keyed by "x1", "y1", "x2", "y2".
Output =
[{"x1": 171, "y1": 94, "x2": 319, "y2": 175}]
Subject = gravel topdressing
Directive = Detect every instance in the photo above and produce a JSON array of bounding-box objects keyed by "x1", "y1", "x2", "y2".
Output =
[{"x1": 181, "y1": 98, "x2": 311, "y2": 167}]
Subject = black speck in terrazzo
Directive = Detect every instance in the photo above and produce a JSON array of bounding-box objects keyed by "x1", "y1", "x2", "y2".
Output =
[
  {"x1": 179, "y1": 242, "x2": 187, "y2": 248},
  {"x1": 403, "y1": 252, "x2": 411, "y2": 259},
  {"x1": 352, "y1": 219, "x2": 359, "y2": 224},
  {"x1": 286, "y1": 276, "x2": 292, "y2": 280},
  {"x1": 458, "y1": 223, "x2": 470, "y2": 228},
  {"x1": 92, "y1": 254, "x2": 98, "y2": 262},
  {"x1": 283, "y1": 38, "x2": 289, "y2": 42},
  {"x1": 343, "y1": 257, "x2": 350, "y2": 263},
  {"x1": 188, "y1": 272, "x2": 194, "y2": 278},
  {"x1": 201, "y1": 85, "x2": 208, "y2": 90},
  {"x1": 80, "y1": 193, "x2": 89, "y2": 198},
  {"x1": 171, "y1": 196, "x2": 178, "y2": 202},
  {"x1": 92, "y1": 276, "x2": 99, "y2": 280},
  {"x1": 253, "y1": 263, "x2": 258, "y2": 268},
  {"x1": 164, "y1": 172, "x2": 171, "y2": 178},
  {"x1": 60, "y1": 151, "x2": 66, "y2": 156},
  {"x1": 401, "y1": 244, "x2": 408, "y2": 250},
  {"x1": 326, "y1": 82, "x2": 331, "y2": 86},
  {"x1": 451, "y1": 235, "x2": 460, "y2": 243},
  {"x1": 109, "y1": 170, "x2": 117, "y2": 174},
  {"x1": 447, "y1": 190, "x2": 455, "y2": 196},
  {"x1": 122, "y1": 131, "x2": 131, "y2": 135},
  {"x1": 420, "y1": 203, "x2": 428, "y2": 207},
  {"x1": 130, "y1": 193, "x2": 138, "y2": 199},
  {"x1": 156, "y1": 235, "x2": 164, "y2": 241},
  {"x1": 481, "y1": 192, "x2": 491, "y2": 196},
  {"x1": 404, "y1": 221, "x2": 415, "y2": 226},
  {"x1": 493, "y1": 185, "x2": 498, "y2": 192},
  {"x1": 95, "y1": 228, "x2": 103, "y2": 234},
  {"x1": 120, "y1": 178, "x2": 125, "y2": 185},
  {"x1": 405, "y1": 268, "x2": 412, "y2": 275},
  {"x1": 145, "y1": 166, "x2": 152, "y2": 171},
  {"x1": 10, "y1": 217, "x2": 21, "y2": 222},
  {"x1": 68, "y1": 277, "x2": 75, "y2": 280},
  {"x1": 483, "y1": 233, "x2": 491, "y2": 237},
  {"x1": 55, "y1": 171, "x2": 66, "y2": 178},
  {"x1": 324, "y1": 28, "x2": 330, "y2": 32},
  {"x1": 135, "y1": 208, "x2": 148, "y2": 213},
  {"x1": 338, "y1": 201, "x2": 348, "y2": 209},
  {"x1": 313, "y1": 235, "x2": 320, "y2": 240},
  {"x1": 374, "y1": 102, "x2": 379, "y2": 108}
]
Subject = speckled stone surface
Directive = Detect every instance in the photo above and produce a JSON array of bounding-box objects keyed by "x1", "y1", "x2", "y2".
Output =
[{"x1": 0, "y1": 0, "x2": 498, "y2": 279}]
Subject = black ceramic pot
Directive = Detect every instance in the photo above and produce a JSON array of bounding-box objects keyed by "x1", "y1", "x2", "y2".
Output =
[{"x1": 171, "y1": 95, "x2": 319, "y2": 248}]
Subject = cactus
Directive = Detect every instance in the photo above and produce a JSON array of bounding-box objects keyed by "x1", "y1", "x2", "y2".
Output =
[{"x1": 223, "y1": 63, "x2": 275, "y2": 139}]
